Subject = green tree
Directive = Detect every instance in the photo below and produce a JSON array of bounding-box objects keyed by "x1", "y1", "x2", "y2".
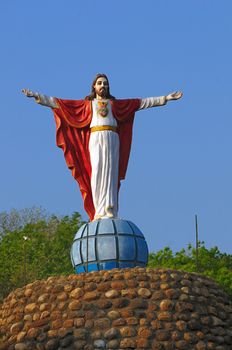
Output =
[
  {"x1": 148, "y1": 243, "x2": 232, "y2": 299},
  {"x1": 0, "y1": 209, "x2": 84, "y2": 302},
  {"x1": 0, "y1": 206, "x2": 48, "y2": 237}
]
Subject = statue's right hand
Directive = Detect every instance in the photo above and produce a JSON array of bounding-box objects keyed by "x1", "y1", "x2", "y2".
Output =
[{"x1": 22, "y1": 88, "x2": 36, "y2": 98}]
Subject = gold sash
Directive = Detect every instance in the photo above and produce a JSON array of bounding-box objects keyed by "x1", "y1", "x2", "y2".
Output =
[{"x1": 90, "y1": 126, "x2": 118, "y2": 133}]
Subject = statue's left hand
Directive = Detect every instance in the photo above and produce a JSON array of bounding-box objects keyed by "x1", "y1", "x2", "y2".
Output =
[{"x1": 166, "y1": 91, "x2": 183, "y2": 101}]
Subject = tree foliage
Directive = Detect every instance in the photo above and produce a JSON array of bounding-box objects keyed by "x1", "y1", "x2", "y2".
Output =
[
  {"x1": 148, "y1": 242, "x2": 232, "y2": 299},
  {"x1": 0, "y1": 208, "x2": 84, "y2": 302},
  {"x1": 0, "y1": 206, "x2": 48, "y2": 237}
]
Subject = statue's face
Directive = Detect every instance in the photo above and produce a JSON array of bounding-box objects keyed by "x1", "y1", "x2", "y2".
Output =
[{"x1": 94, "y1": 77, "x2": 109, "y2": 98}]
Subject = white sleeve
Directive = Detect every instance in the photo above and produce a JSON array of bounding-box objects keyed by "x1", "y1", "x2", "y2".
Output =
[
  {"x1": 139, "y1": 96, "x2": 167, "y2": 110},
  {"x1": 35, "y1": 93, "x2": 58, "y2": 108}
]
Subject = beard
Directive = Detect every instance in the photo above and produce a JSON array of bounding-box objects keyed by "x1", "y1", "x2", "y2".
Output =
[{"x1": 96, "y1": 87, "x2": 108, "y2": 98}]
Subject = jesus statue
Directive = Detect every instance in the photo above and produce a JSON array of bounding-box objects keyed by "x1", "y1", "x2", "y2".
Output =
[{"x1": 22, "y1": 74, "x2": 182, "y2": 221}]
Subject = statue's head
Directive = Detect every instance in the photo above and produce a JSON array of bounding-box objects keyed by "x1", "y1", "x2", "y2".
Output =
[{"x1": 85, "y1": 74, "x2": 115, "y2": 100}]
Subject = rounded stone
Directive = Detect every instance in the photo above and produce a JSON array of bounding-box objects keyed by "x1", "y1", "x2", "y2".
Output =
[
  {"x1": 107, "y1": 310, "x2": 120, "y2": 320},
  {"x1": 104, "y1": 327, "x2": 119, "y2": 340},
  {"x1": 120, "y1": 337, "x2": 136, "y2": 348},
  {"x1": 10, "y1": 322, "x2": 24, "y2": 334},
  {"x1": 16, "y1": 332, "x2": 26, "y2": 342},
  {"x1": 75, "y1": 318, "x2": 85, "y2": 327},
  {"x1": 57, "y1": 292, "x2": 68, "y2": 301},
  {"x1": 73, "y1": 329, "x2": 88, "y2": 339},
  {"x1": 24, "y1": 303, "x2": 37, "y2": 313},
  {"x1": 94, "y1": 339, "x2": 106, "y2": 348},
  {"x1": 156, "y1": 330, "x2": 171, "y2": 341},
  {"x1": 24, "y1": 289, "x2": 33, "y2": 297},
  {"x1": 68, "y1": 300, "x2": 82, "y2": 310},
  {"x1": 106, "y1": 339, "x2": 120, "y2": 349},
  {"x1": 60, "y1": 335, "x2": 73, "y2": 347},
  {"x1": 157, "y1": 311, "x2": 172, "y2": 321},
  {"x1": 138, "y1": 288, "x2": 152, "y2": 298},
  {"x1": 38, "y1": 294, "x2": 50, "y2": 303},
  {"x1": 196, "y1": 341, "x2": 207, "y2": 350},
  {"x1": 120, "y1": 326, "x2": 136, "y2": 337},
  {"x1": 138, "y1": 326, "x2": 153, "y2": 338},
  {"x1": 160, "y1": 299, "x2": 174, "y2": 311},
  {"x1": 105, "y1": 290, "x2": 119, "y2": 298},
  {"x1": 27, "y1": 327, "x2": 39, "y2": 338},
  {"x1": 45, "y1": 339, "x2": 59, "y2": 350},
  {"x1": 14, "y1": 344, "x2": 29, "y2": 350},
  {"x1": 83, "y1": 291, "x2": 99, "y2": 301},
  {"x1": 91, "y1": 330, "x2": 102, "y2": 340},
  {"x1": 70, "y1": 288, "x2": 84, "y2": 299}
]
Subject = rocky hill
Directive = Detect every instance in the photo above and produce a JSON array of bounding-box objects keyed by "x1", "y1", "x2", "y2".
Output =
[{"x1": 0, "y1": 268, "x2": 232, "y2": 349}]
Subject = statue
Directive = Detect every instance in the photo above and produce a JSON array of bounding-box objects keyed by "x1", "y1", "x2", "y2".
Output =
[{"x1": 22, "y1": 74, "x2": 182, "y2": 221}]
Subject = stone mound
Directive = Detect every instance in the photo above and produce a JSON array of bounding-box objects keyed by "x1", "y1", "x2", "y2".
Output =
[{"x1": 0, "y1": 268, "x2": 232, "y2": 350}]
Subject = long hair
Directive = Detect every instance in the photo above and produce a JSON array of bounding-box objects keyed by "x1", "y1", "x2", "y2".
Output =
[{"x1": 85, "y1": 73, "x2": 115, "y2": 100}]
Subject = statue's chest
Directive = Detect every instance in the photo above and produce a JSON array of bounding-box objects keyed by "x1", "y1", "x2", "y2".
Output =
[
  {"x1": 90, "y1": 100, "x2": 117, "y2": 127},
  {"x1": 96, "y1": 100, "x2": 109, "y2": 118}
]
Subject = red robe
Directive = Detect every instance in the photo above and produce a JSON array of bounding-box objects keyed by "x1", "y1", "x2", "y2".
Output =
[{"x1": 52, "y1": 98, "x2": 141, "y2": 221}]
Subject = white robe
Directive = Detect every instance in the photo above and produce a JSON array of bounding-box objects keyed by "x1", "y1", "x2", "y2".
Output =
[{"x1": 89, "y1": 99, "x2": 119, "y2": 219}]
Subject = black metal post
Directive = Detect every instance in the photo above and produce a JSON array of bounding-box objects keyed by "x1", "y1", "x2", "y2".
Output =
[
  {"x1": 195, "y1": 214, "x2": 199, "y2": 272},
  {"x1": 23, "y1": 239, "x2": 27, "y2": 285}
]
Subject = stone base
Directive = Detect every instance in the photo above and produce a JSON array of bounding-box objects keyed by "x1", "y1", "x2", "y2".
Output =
[{"x1": 0, "y1": 268, "x2": 232, "y2": 349}]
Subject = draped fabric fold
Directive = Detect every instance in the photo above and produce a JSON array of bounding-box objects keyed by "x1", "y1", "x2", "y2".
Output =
[
  {"x1": 111, "y1": 99, "x2": 141, "y2": 180},
  {"x1": 52, "y1": 98, "x2": 141, "y2": 221}
]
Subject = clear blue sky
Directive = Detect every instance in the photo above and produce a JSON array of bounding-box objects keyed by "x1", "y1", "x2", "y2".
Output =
[{"x1": 1, "y1": 1, "x2": 232, "y2": 253}]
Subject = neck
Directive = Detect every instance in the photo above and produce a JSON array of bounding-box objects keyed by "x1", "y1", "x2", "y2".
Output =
[{"x1": 96, "y1": 94, "x2": 106, "y2": 100}]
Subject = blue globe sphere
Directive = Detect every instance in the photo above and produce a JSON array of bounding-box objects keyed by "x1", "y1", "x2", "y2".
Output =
[{"x1": 70, "y1": 218, "x2": 149, "y2": 273}]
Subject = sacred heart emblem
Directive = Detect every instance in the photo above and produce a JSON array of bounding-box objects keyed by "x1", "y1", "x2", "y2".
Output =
[{"x1": 97, "y1": 101, "x2": 109, "y2": 118}]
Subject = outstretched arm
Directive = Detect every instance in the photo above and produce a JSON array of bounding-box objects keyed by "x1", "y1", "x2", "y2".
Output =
[
  {"x1": 139, "y1": 91, "x2": 183, "y2": 110},
  {"x1": 22, "y1": 89, "x2": 58, "y2": 108}
]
